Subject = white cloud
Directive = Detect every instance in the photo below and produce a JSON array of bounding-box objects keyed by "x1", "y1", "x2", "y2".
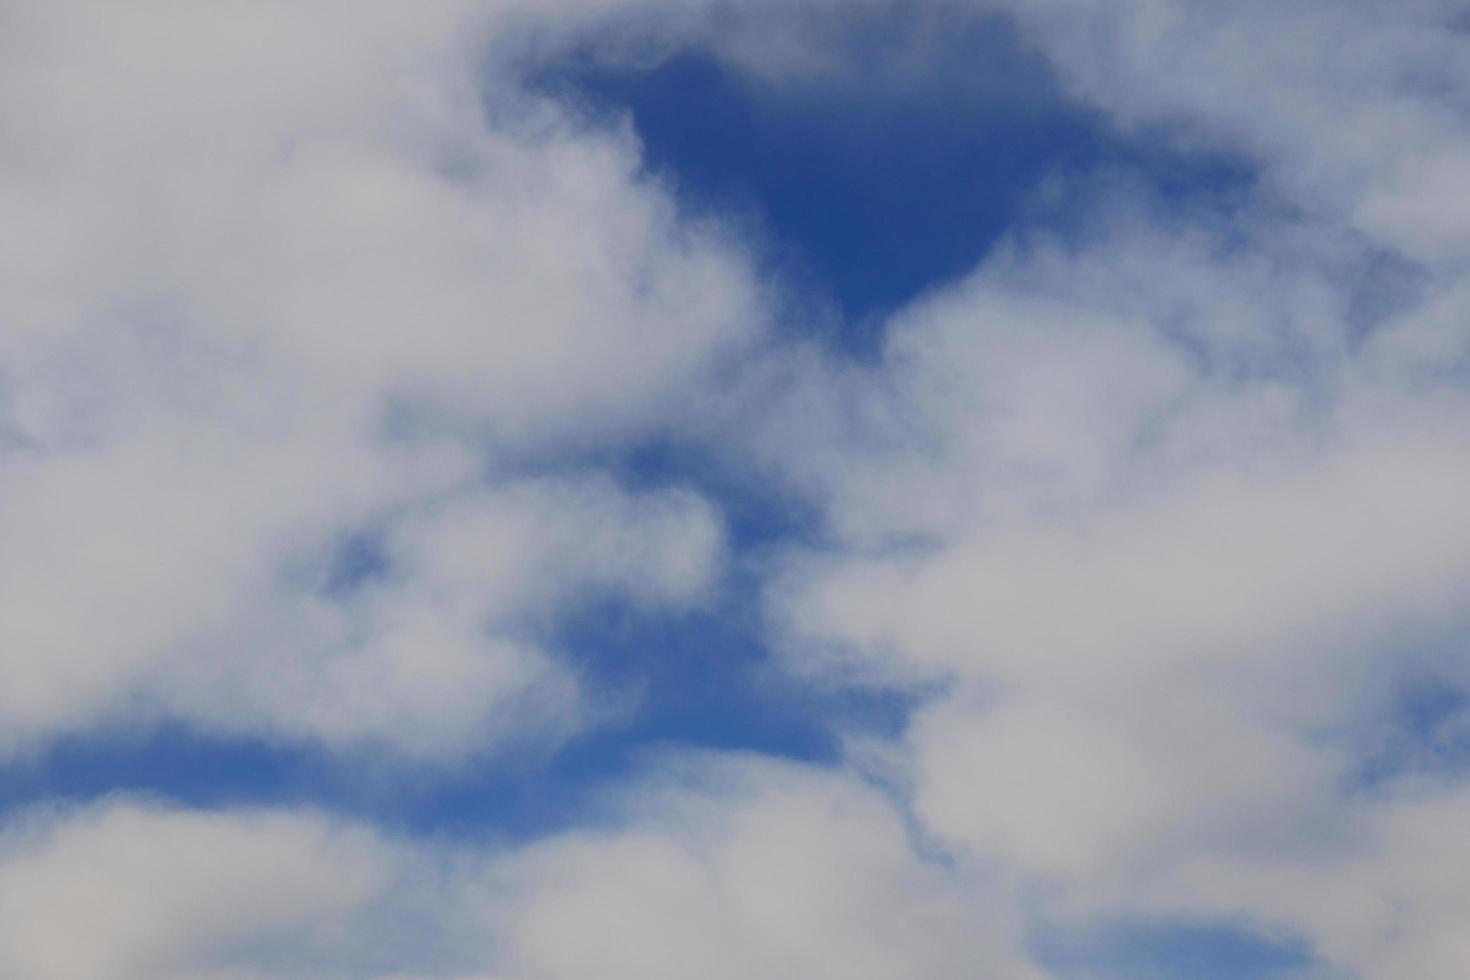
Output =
[
  {"x1": 0, "y1": 759, "x2": 1043, "y2": 980},
  {"x1": 0, "y1": 0, "x2": 750, "y2": 758},
  {"x1": 746, "y1": 4, "x2": 1470, "y2": 976},
  {"x1": 993, "y1": 0, "x2": 1470, "y2": 263},
  {"x1": 487, "y1": 755, "x2": 1040, "y2": 980},
  {"x1": 0, "y1": 801, "x2": 394, "y2": 980},
  {"x1": 1148, "y1": 783, "x2": 1470, "y2": 979},
  {"x1": 154, "y1": 474, "x2": 724, "y2": 758},
  {"x1": 7, "y1": 1, "x2": 1470, "y2": 977}
]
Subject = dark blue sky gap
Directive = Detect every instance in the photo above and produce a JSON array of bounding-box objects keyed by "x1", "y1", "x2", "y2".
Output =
[{"x1": 531, "y1": 9, "x2": 1255, "y2": 349}]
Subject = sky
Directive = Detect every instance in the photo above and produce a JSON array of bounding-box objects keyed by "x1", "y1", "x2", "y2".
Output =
[{"x1": 1, "y1": 1, "x2": 1469, "y2": 977}]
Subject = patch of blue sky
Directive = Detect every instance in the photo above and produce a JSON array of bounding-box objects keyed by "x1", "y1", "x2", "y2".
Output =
[
  {"x1": 550, "y1": 588, "x2": 917, "y2": 752},
  {"x1": 1031, "y1": 917, "x2": 1339, "y2": 980},
  {"x1": 0, "y1": 724, "x2": 333, "y2": 819},
  {"x1": 320, "y1": 528, "x2": 393, "y2": 595},
  {"x1": 530, "y1": 8, "x2": 1257, "y2": 354},
  {"x1": 0, "y1": 650, "x2": 916, "y2": 844},
  {"x1": 1349, "y1": 676, "x2": 1470, "y2": 792}
]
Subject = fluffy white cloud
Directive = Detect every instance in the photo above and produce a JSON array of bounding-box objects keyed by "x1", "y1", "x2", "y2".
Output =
[
  {"x1": 153, "y1": 474, "x2": 724, "y2": 758},
  {"x1": 0, "y1": 758, "x2": 1041, "y2": 980},
  {"x1": 992, "y1": 0, "x2": 1470, "y2": 263},
  {"x1": 1148, "y1": 783, "x2": 1470, "y2": 979},
  {"x1": 7, "y1": 0, "x2": 1470, "y2": 978},
  {"x1": 0, "y1": 802, "x2": 395, "y2": 980},
  {"x1": 745, "y1": 4, "x2": 1470, "y2": 976},
  {"x1": 486, "y1": 756, "x2": 1039, "y2": 980},
  {"x1": 0, "y1": 0, "x2": 750, "y2": 758}
]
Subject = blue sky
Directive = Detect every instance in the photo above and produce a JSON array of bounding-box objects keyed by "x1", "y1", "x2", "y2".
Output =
[{"x1": 3, "y1": 2, "x2": 1470, "y2": 978}]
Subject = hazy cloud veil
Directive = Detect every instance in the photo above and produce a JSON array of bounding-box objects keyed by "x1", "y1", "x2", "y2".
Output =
[{"x1": 2, "y1": 1, "x2": 1470, "y2": 978}]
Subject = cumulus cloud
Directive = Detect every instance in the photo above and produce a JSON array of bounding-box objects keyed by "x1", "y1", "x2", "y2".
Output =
[
  {"x1": 0, "y1": 758, "x2": 1040, "y2": 980},
  {"x1": 0, "y1": 0, "x2": 747, "y2": 758},
  {"x1": 743, "y1": 3, "x2": 1470, "y2": 976},
  {"x1": 992, "y1": 0, "x2": 1470, "y2": 263},
  {"x1": 0, "y1": 801, "x2": 395, "y2": 980},
  {"x1": 6, "y1": 0, "x2": 1470, "y2": 978}
]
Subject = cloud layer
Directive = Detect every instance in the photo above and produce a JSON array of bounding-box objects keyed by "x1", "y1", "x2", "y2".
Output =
[{"x1": 4, "y1": 1, "x2": 1470, "y2": 977}]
